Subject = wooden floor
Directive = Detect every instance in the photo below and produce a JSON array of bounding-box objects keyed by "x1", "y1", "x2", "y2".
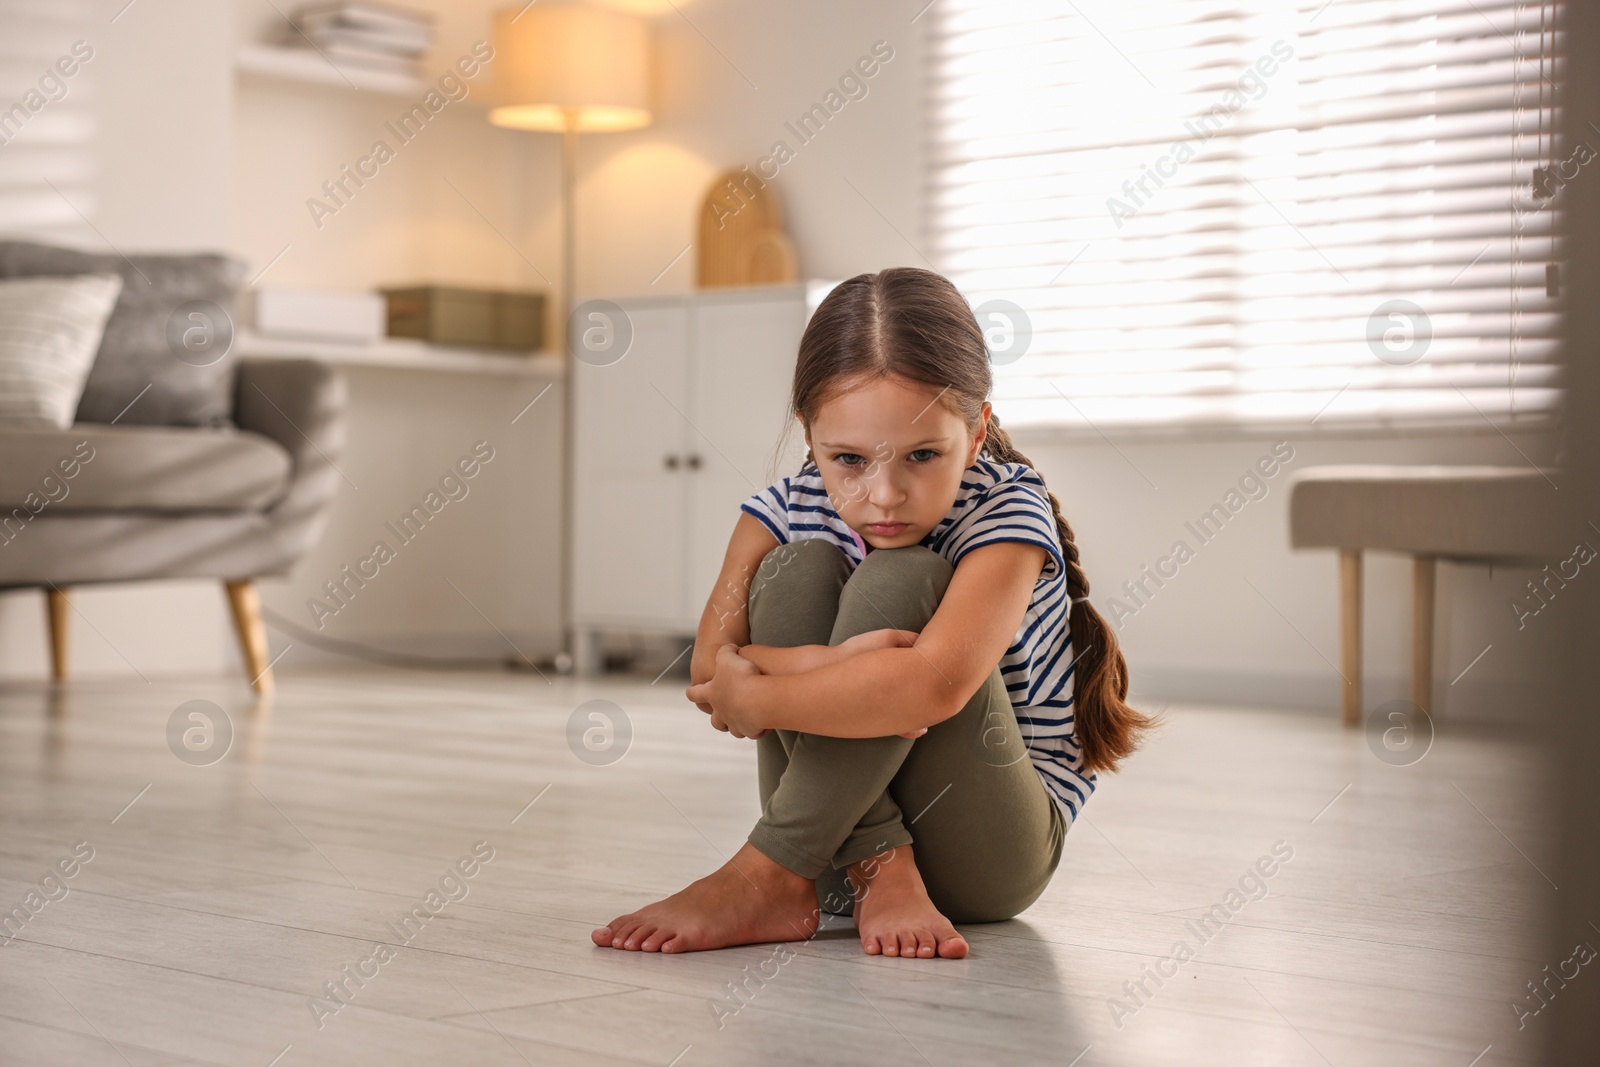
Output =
[{"x1": 0, "y1": 667, "x2": 1554, "y2": 1066}]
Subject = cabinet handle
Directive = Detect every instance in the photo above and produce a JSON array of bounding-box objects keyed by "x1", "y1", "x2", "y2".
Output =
[
  {"x1": 664, "y1": 454, "x2": 680, "y2": 470},
  {"x1": 687, "y1": 454, "x2": 703, "y2": 470}
]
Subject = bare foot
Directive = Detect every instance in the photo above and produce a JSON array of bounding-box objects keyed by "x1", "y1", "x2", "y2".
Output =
[
  {"x1": 848, "y1": 845, "x2": 968, "y2": 959},
  {"x1": 591, "y1": 842, "x2": 819, "y2": 954}
]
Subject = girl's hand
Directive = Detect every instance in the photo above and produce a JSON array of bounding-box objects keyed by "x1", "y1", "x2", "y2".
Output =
[
  {"x1": 689, "y1": 640, "x2": 733, "y2": 717},
  {"x1": 837, "y1": 629, "x2": 921, "y2": 657},
  {"x1": 686, "y1": 645, "x2": 768, "y2": 739}
]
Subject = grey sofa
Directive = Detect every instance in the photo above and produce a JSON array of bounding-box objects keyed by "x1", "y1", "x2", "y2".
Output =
[{"x1": 0, "y1": 241, "x2": 345, "y2": 691}]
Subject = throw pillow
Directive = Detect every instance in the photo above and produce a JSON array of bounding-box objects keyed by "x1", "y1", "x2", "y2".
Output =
[
  {"x1": 0, "y1": 274, "x2": 124, "y2": 429},
  {"x1": 0, "y1": 240, "x2": 247, "y2": 427}
]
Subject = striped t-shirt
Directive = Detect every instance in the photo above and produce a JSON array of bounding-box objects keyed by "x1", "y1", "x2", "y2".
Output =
[{"x1": 740, "y1": 454, "x2": 1094, "y2": 824}]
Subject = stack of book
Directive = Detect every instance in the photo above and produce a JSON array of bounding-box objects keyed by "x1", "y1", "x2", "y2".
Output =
[{"x1": 287, "y1": 2, "x2": 435, "y2": 78}]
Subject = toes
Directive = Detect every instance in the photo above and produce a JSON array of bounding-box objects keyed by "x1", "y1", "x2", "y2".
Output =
[
  {"x1": 637, "y1": 926, "x2": 671, "y2": 952},
  {"x1": 862, "y1": 934, "x2": 881, "y2": 956},
  {"x1": 596, "y1": 916, "x2": 635, "y2": 948},
  {"x1": 937, "y1": 932, "x2": 970, "y2": 959},
  {"x1": 915, "y1": 931, "x2": 936, "y2": 958},
  {"x1": 610, "y1": 918, "x2": 642, "y2": 948},
  {"x1": 624, "y1": 923, "x2": 658, "y2": 950}
]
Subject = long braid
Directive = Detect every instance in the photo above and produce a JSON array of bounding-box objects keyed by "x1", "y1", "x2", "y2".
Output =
[
  {"x1": 984, "y1": 416, "x2": 1148, "y2": 772},
  {"x1": 982, "y1": 419, "x2": 1087, "y2": 599}
]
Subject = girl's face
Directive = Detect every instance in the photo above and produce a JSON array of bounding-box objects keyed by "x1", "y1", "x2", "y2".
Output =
[{"x1": 805, "y1": 375, "x2": 989, "y2": 551}]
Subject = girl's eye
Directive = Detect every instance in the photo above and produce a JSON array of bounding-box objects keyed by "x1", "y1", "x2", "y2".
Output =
[
  {"x1": 834, "y1": 453, "x2": 866, "y2": 467},
  {"x1": 908, "y1": 449, "x2": 938, "y2": 463}
]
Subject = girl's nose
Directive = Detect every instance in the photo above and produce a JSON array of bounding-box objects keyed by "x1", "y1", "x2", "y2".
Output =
[{"x1": 866, "y1": 470, "x2": 908, "y2": 509}]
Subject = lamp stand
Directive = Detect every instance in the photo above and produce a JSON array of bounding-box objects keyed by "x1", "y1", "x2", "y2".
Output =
[{"x1": 555, "y1": 111, "x2": 579, "y2": 673}]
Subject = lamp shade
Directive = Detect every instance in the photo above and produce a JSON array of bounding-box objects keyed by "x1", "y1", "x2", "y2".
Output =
[{"x1": 488, "y1": 5, "x2": 652, "y2": 133}]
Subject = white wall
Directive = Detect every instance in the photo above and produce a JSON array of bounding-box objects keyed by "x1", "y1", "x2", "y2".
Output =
[
  {"x1": 0, "y1": 0, "x2": 1568, "y2": 725},
  {"x1": 572, "y1": 0, "x2": 924, "y2": 295},
  {"x1": 89, "y1": 0, "x2": 235, "y2": 248}
]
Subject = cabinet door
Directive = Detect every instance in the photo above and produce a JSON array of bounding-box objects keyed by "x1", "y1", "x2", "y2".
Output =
[
  {"x1": 684, "y1": 292, "x2": 809, "y2": 622},
  {"x1": 572, "y1": 301, "x2": 689, "y2": 627}
]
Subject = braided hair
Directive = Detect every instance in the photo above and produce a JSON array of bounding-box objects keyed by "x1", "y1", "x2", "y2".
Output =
[{"x1": 789, "y1": 267, "x2": 1150, "y2": 772}]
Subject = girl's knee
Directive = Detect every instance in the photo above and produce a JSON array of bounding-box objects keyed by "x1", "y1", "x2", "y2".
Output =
[
  {"x1": 835, "y1": 547, "x2": 953, "y2": 636},
  {"x1": 753, "y1": 539, "x2": 850, "y2": 595},
  {"x1": 783, "y1": 538, "x2": 851, "y2": 567},
  {"x1": 852, "y1": 545, "x2": 952, "y2": 586},
  {"x1": 748, "y1": 542, "x2": 853, "y2": 645}
]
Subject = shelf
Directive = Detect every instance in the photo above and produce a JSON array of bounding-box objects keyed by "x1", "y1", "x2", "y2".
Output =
[
  {"x1": 237, "y1": 331, "x2": 564, "y2": 378},
  {"x1": 235, "y1": 43, "x2": 425, "y2": 97}
]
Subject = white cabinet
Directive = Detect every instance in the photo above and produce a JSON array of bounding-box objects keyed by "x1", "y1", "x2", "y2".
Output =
[{"x1": 572, "y1": 283, "x2": 828, "y2": 670}]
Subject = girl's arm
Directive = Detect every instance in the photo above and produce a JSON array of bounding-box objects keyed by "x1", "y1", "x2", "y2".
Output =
[
  {"x1": 689, "y1": 513, "x2": 780, "y2": 684},
  {"x1": 736, "y1": 644, "x2": 835, "y2": 675},
  {"x1": 690, "y1": 514, "x2": 912, "y2": 681},
  {"x1": 739, "y1": 628, "x2": 919, "y2": 675},
  {"x1": 691, "y1": 541, "x2": 1046, "y2": 738}
]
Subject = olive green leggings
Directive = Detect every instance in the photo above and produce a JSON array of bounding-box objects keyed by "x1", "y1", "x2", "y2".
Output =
[{"x1": 746, "y1": 539, "x2": 1065, "y2": 923}]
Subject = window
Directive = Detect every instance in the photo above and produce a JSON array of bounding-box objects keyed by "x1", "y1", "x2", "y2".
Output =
[
  {"x1": 926, "y1": 0, "x2": 1564, "y2": 432},
  {"x1": 0, "y1": 13, "x2": 96, "y2": 239}
]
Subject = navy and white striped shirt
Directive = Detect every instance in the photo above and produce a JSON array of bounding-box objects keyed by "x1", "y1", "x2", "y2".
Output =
[{"x1": 740, "y1": 454, "x2": 1094, "y2": 824}]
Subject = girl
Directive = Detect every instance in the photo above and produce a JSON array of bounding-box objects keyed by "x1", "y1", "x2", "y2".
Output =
[{"x1": 592, "y1": 268, "x2": 1149, "y2": 959}]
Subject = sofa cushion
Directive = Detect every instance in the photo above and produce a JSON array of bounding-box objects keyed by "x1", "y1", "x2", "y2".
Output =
[
  {"x1": 0, "y1": 274, "x2": 123, "y2": 428},
  {"x1": 0, "y1": 424, "x2": 291, "y2": 513},
  {"x1": 0, "y1": 240, "x2": 247, "y2": 428}
]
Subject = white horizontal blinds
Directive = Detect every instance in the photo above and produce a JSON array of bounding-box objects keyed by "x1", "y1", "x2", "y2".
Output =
[
  {"x1": 926, "y1": 0, "x2": 1563, "y2": 430},
  {"x1": 0, "y1": 0, "x2": 95, "y2": 238}
]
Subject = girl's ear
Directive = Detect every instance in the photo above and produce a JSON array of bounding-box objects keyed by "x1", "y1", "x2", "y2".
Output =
[{"x1": 969, "y1": 402, "x2": 992, "y2": 463}]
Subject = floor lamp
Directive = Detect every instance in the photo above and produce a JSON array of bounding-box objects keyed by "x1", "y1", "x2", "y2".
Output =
[{"x1": 488, "y1": 5, "x2": 652, "y2": 672}]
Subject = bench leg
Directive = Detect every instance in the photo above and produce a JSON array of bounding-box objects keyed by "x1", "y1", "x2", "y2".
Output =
[
  {"x1": 1413, "y1": 556, "x2": 1436, "y2": 714},
  {"x1": 45, "y1": 587, "x2": 69, "y2": 682},
  {"x1": 1340, "y1": 550, "x2": 1362, "y2": 725}
]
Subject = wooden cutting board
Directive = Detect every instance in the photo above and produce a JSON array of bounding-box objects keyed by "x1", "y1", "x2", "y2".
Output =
[{"x1": 696, "y1": 166, "x2": 798, "y2": 288}]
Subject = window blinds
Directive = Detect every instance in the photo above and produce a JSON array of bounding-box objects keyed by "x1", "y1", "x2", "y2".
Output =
[
  {"x1": 0, "y1": 1, "x2": 96, "y2": 238},
  {"x1": 926, "y1": 0, "x2": 1564, "y2": 431}
]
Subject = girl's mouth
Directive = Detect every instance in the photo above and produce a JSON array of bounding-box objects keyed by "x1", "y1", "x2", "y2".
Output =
[{"x1": 866, "y1": 522, "x2": 909, "y2": 537}]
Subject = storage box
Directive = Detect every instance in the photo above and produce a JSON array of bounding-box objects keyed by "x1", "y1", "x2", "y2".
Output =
[
  {"x1": 254, "y1": 287, "x2": 386, "y2": 343},
  {"x1": 381, "y1": 285, "x2": 545, "y2": 351}
]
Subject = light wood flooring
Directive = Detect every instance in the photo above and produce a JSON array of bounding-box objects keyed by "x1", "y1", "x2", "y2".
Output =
[{"x1": 0, "y1": 668, "x2": 1556, "y2": 1066}]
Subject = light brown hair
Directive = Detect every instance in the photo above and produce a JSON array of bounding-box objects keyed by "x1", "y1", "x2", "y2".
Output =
[{"x1": 791, "y1": 267, "x2": 1151, "y2": 773}]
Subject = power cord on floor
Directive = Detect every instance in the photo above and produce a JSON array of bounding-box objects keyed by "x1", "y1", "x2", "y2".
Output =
[{"x1": 261, "y1": 606, "x2": 548, "y2": 672}]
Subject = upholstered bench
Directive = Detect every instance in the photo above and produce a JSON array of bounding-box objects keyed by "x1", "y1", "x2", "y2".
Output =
[{"x1": 1288, "y1": 465, "x2": 1566, "y2": 723}]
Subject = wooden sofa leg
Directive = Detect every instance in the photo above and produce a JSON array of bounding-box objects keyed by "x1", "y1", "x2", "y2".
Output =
[
  {"x1": 1413, "y1": 556, "x2": 1436, "y2": 714},
  {"x1": 45, "y1": 587, "x2": 69, "y2": 681},
  {"x1": 225, "y1": 580, "x2": 274, "y2": 693},
  {"x1": 1339, "y1": 550, "x2": 1362, "y2": 725}
]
